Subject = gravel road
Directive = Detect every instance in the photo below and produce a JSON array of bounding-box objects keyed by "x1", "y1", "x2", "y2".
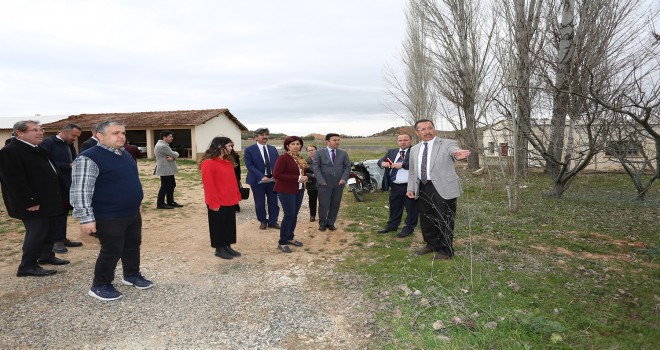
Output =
[{"x1": 0, "y1": 163, "x2": 378, "y2": 349}]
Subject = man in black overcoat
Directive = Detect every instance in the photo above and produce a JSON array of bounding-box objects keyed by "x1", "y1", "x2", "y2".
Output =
[{"x1": 0, "y1": 120, "x2": 69, "y2": 277}]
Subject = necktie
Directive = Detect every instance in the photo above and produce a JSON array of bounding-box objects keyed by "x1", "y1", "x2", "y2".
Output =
[
  {"x1": 263, "y1": 146, "x2": 272, "y2": 176},
  {"x1": 390, "y1": 150, "x2": 406, "y2": 182},
  {"x1": 421, "y1": 143, "x2": 428, "y2": 182},
  {"x1": 331, "y1": 149, "x2": 336, "y2": 163}
]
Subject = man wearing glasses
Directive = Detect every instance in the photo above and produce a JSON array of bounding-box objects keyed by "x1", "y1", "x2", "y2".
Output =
[{"x1": 0, "y1": 120, "x2": 69, "y2": 277}]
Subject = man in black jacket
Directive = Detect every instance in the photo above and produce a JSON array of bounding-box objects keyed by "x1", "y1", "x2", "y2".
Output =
[
  {"x1": 0, "y1": 120, "x2": 69, "y2": 277},
  {"x1": 377, "y1": 134, "x2": 418, "y2": 237},
  {"x1": 80, "y1": 124, "x2": 100, "y2": 152},
  {"x1": 40, "y1": 123, "x2": 83, "y2": 253}
]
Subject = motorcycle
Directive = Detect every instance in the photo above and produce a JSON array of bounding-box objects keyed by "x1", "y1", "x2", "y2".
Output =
[{"x1": 347, "y1": 161, "x2": 378, "y2": 202}]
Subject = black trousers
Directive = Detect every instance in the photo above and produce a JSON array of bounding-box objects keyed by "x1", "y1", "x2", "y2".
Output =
[
  {"x1": 207, "y1": 206, "x2": 237, "y2": 248},
  {"x1": 93, "y1": 214, "x2": 142, "y2": 286},
  {"x1": 19, "y1": 217, "x2": 57, "y2": 270},
  {"x1": 307, "y1": 189, "x2": 318, "y2": 218},
  {"x1": 418, "y1": 182, "x2": 456, "y2": 256},
  {"x1": 157, "y1": 175, "x2": 176, "y2": 205},
  {"x1": 387, "y1": 183, "x2": 419, "y2": 233},
  {"x1": 53, "y1": 210, "x2": 69, "y2": 242}
]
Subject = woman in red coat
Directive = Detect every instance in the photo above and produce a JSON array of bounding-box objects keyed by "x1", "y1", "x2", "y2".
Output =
[
  {"x1": 200, "y1": 137, "x2": 242, "y2": 259},
  {"x1": 273, "y1": 136, "x2": 308, "y2": 253}
]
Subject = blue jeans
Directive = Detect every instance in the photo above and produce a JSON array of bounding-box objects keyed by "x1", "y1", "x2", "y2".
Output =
[{"x1": 277, "y1": 190, "x2": 304, "y2": 245}]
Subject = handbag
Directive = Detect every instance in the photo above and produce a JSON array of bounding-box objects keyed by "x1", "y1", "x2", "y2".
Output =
[{"x1": 239, "y1": 187, "x2": 250, "y2": 200}]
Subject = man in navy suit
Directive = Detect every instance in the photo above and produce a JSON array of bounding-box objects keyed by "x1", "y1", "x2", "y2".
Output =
[
  {"x1": 244, "y1": 128, "x2": 280, "y2": 230},
  {"x1": 40, "y1": 123, "x2": 84, "y2": 253},
  {"x1": 312, "y1": 133, "x2": 351, "y2": 231},
  {"x1": 80, "y1": 124, "x2": 100, "y2": 152},
  {"x1": 377, "y1": 133, "x2": 418, "y2": 237}
]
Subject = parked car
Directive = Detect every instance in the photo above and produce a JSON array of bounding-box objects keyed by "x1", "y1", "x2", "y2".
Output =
[{"x1": 132, "y1": 142, "x2": 148, "y2": 158}]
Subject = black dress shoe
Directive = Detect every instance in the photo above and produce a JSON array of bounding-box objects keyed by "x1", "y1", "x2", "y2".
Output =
[
  {"x1": 64, "y1": 239, "x2": 83, "y2": 247},
  {"x1": 378, "y1": 227, "x2": 396, "y2": 234},
  {"x1": 168, "y1": 202, "x2": 184, "y2": 208},
  {"x1": 17, "y1": 266, "x2": 57, "y2": 277},
  {"x1": 52, "y1": 242, "x2": 68, "y2": 253},
  {"x1": 434, "y1": 252, "x2": 453, "y2": 260},
  {"x1": 38, "y1": 256, "x2": 70, "y2": 265},
  {"x1": 259, "y1": 222, "x2": 267, "y2": 230},
  {"x1": 157, "y1": 204, "x2": 174, "y2": 209},
  {"x1": 225, "y1": 245, "x2": 242, "y2": 257},
  {"x1": 268, "y1": 223, "x2": 281, "y2": 229},
  {"x1": 319, "y1": 226, "x2": 327, "y2": 232},
  {"x1": 416, "y1": 246, "x2": 435, "y2": 256},
  {"x1": 327, "y1": 225, "x2": 337, "y2": 231},
  {"x1": 310, "y1": 217, "x2": 315, "y2": 222},
  {"x1": 214, "y1": 248, "x2": 233, "y2": 260},
  {"x1": 397, "y1": 231, "x2": 412, "y2": 238}
]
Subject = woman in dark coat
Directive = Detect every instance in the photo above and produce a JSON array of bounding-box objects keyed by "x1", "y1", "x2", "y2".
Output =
[{"x1": 273, "y1": 136, "x2": 308, "y2": 253}]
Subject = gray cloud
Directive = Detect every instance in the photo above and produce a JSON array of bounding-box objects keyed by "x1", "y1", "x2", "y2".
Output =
[{"x1": 0, "y1": 0, "x2": 407, "y2": 135}]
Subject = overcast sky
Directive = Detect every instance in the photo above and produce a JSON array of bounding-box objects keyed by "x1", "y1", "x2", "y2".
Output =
[{"x1": 0, "y1": 0, "x2": 410, "y2": 136}]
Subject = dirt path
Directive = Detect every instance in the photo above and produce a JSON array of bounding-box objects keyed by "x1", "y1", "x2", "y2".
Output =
[{"x1": 0, "y1": 162, "x2": 376, "y2": 349}]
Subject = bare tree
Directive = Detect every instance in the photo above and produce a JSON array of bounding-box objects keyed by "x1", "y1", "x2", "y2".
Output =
[
  {"x1": 384, "y1": 0, "x2": 437, "y2": 130},
  {"x1": 415, "y1": 0, "x2": 497, "y2": 170},
  {"x1": 490, "y1": 0, "x2": 546, "y2": 211},
  {"x1": 605, "y1": 118, "x2": 658, "y2": 200},
  {"x1": 531, "y1": 0, "x2": 648, "y2": 197},
  {"x1": 587, "y1": 17, "x2": 660, "y2": 199}
]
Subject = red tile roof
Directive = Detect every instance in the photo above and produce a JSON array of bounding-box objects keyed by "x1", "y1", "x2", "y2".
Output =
[{"x1": 42, "y1": 109, "x2": 248, "y2": 131}]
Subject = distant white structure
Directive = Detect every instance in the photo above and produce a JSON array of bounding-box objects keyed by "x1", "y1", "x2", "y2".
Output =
[{"x1": 0, "y1": 115, "x2": 66, "y2": 145}]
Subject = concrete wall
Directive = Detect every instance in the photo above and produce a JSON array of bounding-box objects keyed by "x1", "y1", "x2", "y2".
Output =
[
  {"x1": 0, "y1": 130, "x2": 12, "y2": 146},
  {"x1": 194, "y1": 112, "x2": 243, "y2": 160}
]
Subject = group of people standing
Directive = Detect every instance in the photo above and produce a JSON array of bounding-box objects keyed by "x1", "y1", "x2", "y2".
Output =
[
  {"x1": 203, "y1": 119, "x2": 469, "y2": 262},
  {"x1": 201, "y1": 128, "x2": 351, "y2": 256},
  {"x1": 0, "y1": 120, "x2": 152, "y2": 301},
  {"x1": 0, "y1": 117, "x2": 469, "y2": 302}
]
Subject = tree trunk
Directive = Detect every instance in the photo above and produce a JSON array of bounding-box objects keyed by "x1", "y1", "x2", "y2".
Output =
[
  {"x1": 464, "y1": 102, "x2": 481, "y2": 170},
  {"x1": 546, "y1": 0, "x2": 576, "y2": 177}
]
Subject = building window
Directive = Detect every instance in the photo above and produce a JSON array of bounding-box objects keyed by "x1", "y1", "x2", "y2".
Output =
[
  {"x1": 606, "y1": 141, "x2": 641, "y2": 158},
  {"x1": 487, "y1": 142, "x2": 495, "y2": 155}
]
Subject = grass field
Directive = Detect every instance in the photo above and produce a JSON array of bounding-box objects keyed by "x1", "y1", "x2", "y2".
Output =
[{"x1": 338, "y1": 155, "x2": 659, "y2": 349}]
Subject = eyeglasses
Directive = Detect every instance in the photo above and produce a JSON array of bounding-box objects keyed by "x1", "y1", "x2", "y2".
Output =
[{"x1": 25, "y1": 128, "x2": 44, "y2": 133}]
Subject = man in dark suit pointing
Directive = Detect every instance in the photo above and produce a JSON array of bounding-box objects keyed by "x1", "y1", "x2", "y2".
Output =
[{"x1": 377, "y1": 133, "x2": 418, "y2": 238}]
